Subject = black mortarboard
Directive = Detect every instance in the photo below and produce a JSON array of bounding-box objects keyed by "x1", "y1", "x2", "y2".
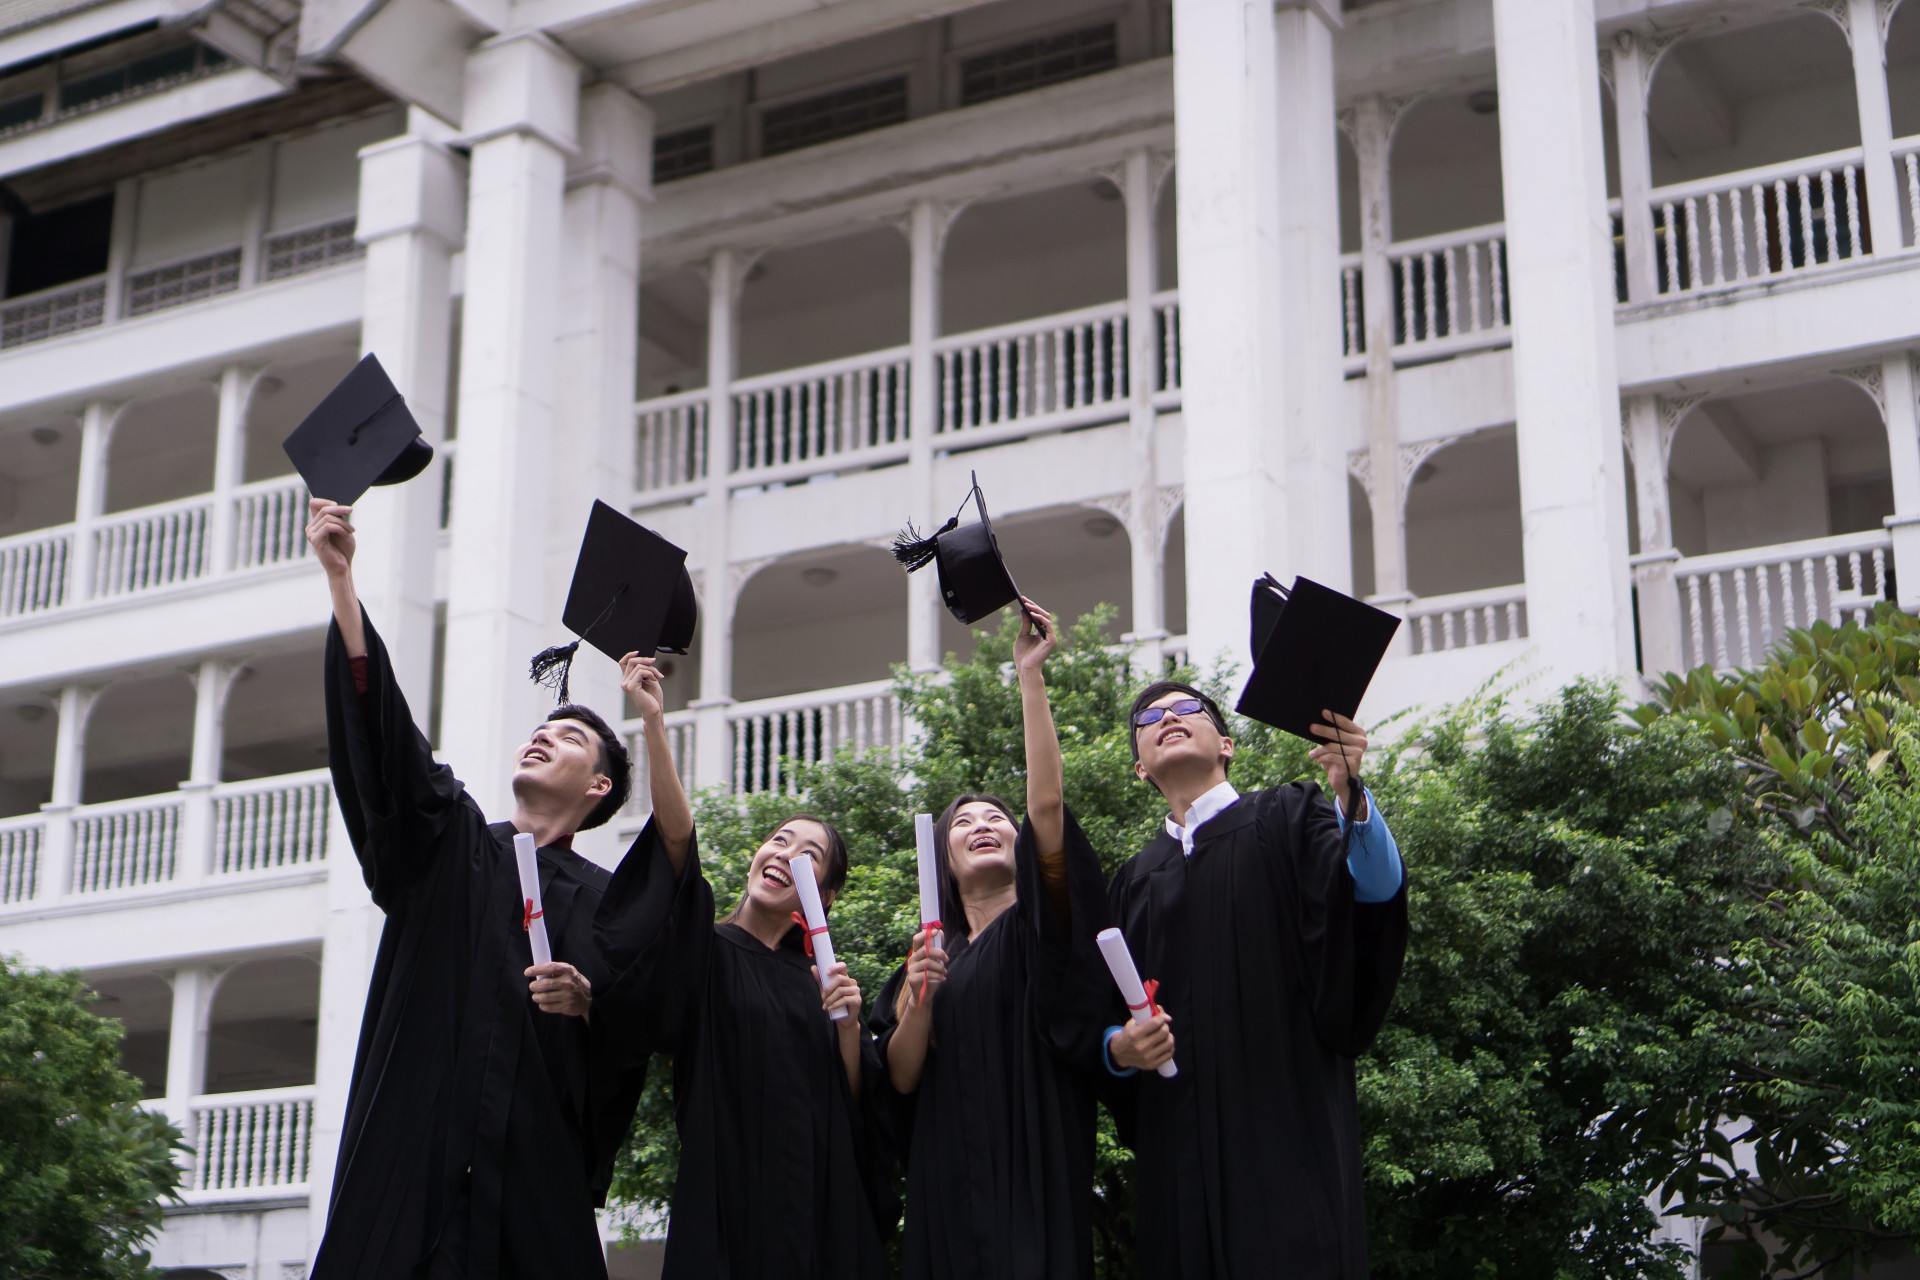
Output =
[
  {"x1": 280, "y1": 353, "x2": 433, "y2": 505},
  {"x1": 891, "y1": 472, "x2": 1031, "y2": 626},
  {"x1": 528, "y1": 500, "x2": 698, "y2": 704},
  {"x1": 1235, "y1": 574, "x2": 1401, "y2": 742}
]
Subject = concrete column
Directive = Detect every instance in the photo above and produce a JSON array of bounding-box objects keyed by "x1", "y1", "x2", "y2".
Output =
[
  {"x1": 209, "y1": 365, "x2": 262, "y2": 576},
  {"x1": 178, "y1": 658, "x2": 242, "y2": 885},
  {"x1": 1845, "y1": 0, "x2": 1902, "y2": 255},
  {"x1": 237, "y1": 142, "x2": 273, "y2": 290},
  {"x1": 904, "y1": 198, "x2": 949, "y2": 674},
  {"x1": 102, "y1": 177, "x2": 135, "y2": 322},
  {"x1": 1879, "y1": 355, "x2": 1920, "y2": 611},
  {"x1": 1624, "y1": 395, "x2": 1684, "y2": 675},
  {"x1": 440, "y1": 32, "x2": 581, "y2": 817},
  {"x1": 1493, "y1": 0, "x2": 1637, "y2": 684},
  {"x1": 554, "y1": 82, "x2": 651, "y2": 861},
  {"x1": 691, "y1": 248, "x2": 743, "y2": 792},
  {"x1": 69, "y1": 400, "x2": 118, "y2": 603},
  {"x1": 1121, "y1": 150, "x2": 1167, "y2": 673},
  {"x1": 162, "y1": 964, "x2": 211, "y2": 1134},
  {"x1": 353, "y1": 131, "x2": 466, "y2": 707},
  {"x1": 35, "y1": 682, "x2": 98, "y2": 903},
  {"x1": 1354, "y1": 95, "x2": 1409, "y2": 631},
  {"x1": 1611, "y1": 30, "x2": 1659, "y2": 304}
]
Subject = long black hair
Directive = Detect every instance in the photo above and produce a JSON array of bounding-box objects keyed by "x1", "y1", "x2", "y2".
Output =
[
  {"x1": 930, "y1": 791, "x2": 1018, "y2": 944},
  {"x1": 723, "y1": 812, "x2": 850, "y2": 923}
]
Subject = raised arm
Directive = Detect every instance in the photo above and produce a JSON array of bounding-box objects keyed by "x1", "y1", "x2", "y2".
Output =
[
  {"x1": 307, "y1": 498, "x2": 366, "y2": 657},
  {"x1": 620, "y1": 653, "x2": 692, "y2": 874},
  {"x1": 1013, "y1": 599, "x2": 1068, "y2": 923}
]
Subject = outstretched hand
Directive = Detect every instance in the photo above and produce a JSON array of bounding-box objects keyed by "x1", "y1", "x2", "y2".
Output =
[
  {"x1": 1308, "y1": 711, "x2": 1369, "y2": 819},
  {"x1": 620, "y1": 652, "x2": 665, "y2": 720},
  {"x1": 306, "y1": 498, "x2": 356, "y2": 579},
  {"x1": 1013, "y1": 598, "x2": 1056, "y2": 675}
]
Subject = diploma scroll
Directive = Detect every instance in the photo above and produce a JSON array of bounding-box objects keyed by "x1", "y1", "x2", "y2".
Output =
[
  {"x1": 913, "y1": 813, "x2": 942, "y2": 951},
  {"x1": 789, "y1": 853, "x2": 848, "y2": 1022},
  {"x1": 1096, "y1": 927, "x2": 1177, "y2": 1078},
  {"x1": 513, "y1": 833, "x2": 553, "y2": 968}
]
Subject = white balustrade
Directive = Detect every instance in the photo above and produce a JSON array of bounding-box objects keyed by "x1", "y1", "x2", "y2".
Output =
[
  {"x1": 1152, "y1": 292, "x2": 1182, "y2": 397},
  {"x1": 635, "y1": 392, "x2": 710, "y2": 495},
  {"x1": 1897, "y1": 137, "x2": 1920, "y2": 248},
  {"x1": 262, "y1": 218, "x2": 363, "y2": 282},
  {"x1": 90, "y1": 497, "x2": 214, "y2": 599},
  {"x1": 623, "y1": 713, "x2": 697, "y2": 816},
  {"x1": 232, "y1": 479, "x2": 312, "y2": 571},
  {"x1": 1675, "y1": 531, "x2": 1890, "y2": 672},
  {"x1": 70, "y1": 794, "x2": 183, "y2": 894},
  {"x1": 936, "y1": 301, "x2": 1129, "y2": 437},
  {"x1": 210, "y1": 771, "x2": 331, "y2": 875},
  {"x1": 731, "y1": 680, "x2": 905, "y2": 796},
  {"x1": 1340, "y1": 258, "x2": 1363, "y2": 358},
  {"x1": 733, "y1": 349, "x2": 910, "y2": 478},
  {"x1": 0, "y1": 526, "x2": 73, "y2": 617},
  {"x1": 0, "y1": 816, "x2": 42, "y2": 904},
  {"x1": 1649, "y1": 149, "x2": 1869, "y2": 297},
  {"x1": 0, "y1": 277, "x2": 107, "y2": 349},
  {"x1": 1406, "y1": 586, "x2": 1528, "y2": 656},
  {"x1": 1389, "y1": 224, "x2": 1510, "y2": 351},
  {"x1": 189, "y1": 1087, "x2": 312, "y2": 1195}
]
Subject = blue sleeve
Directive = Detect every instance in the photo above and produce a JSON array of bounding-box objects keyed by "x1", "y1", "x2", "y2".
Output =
[
  {"x1": 1102, "y1": 1026, "x2": 1138, "y2": 1078},
  {"x1": 1335, "y1": 786, "x2": 1404, "y2": 904}
]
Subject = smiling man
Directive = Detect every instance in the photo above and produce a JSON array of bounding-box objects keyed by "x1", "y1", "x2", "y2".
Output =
[
  {"x1": 302, "y1": 497, "x2": 655, "y2": 1280},
  {"x1": 1102, "y1": 681, "x2": 1409, "y2": 1280}
]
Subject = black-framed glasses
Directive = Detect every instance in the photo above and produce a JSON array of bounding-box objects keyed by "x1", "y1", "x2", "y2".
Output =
[{"x1": 1133, "y1": 698, "x2": 1207, "y2": 729}]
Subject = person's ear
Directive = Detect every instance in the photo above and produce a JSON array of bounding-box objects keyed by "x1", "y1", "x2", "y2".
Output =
[
  {"x1": 586, "y1": 773, "x2": 611, "y2": 799},
  {"x1": 1220, "y1": 736, "x2": 1234, "y2": 764},
  {"x1": 1134, "y1": 758, "x2": 1151, "y2": 784}
]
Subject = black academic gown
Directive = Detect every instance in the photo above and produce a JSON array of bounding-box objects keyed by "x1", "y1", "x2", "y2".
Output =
[
  {"x1": 869, "y1": 809, "x2": 1113, "y2": 1280},
  {"x1": 310, "y1": 614, "x2": 642, "y2": 1280},
  {"x1": 593, "y1": 828, "x2": 894, "y2": 1280},
  {"x1": 1104, "y1": 782, "x2": 1409, "y2": 1280}
]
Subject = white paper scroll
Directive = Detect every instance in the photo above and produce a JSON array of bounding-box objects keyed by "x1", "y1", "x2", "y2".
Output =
[
  {"x1": 513, "y1": 832, "x2": 553, "y2": 968},
  {"x1": 914, "y1": 813, "x2": 942, "y2": 952},
  {"x1": 789, "y1": 852, "x2": 848, "y2": 1021},
  {"x1": 1096, "y1": 926, "x2": 1177, "y2": 1078}
]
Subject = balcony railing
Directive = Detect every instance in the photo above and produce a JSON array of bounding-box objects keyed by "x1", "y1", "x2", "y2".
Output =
[
  {"x1": 1405, "y1": 585, "x2": 1529, "y2": 655},
  {"x1": 935, "y1": 300, "x2": 1129, "y2": 440},
  {"x1": 0, "y1": 815, "x2": 41, "y2": 904},
  {"x1": 1341, "y1": 223, "x2": 1512, "y2": 364},
  {"x1": 0, "y1": 526, "x2": 73, "y2": 617},
  {"x1": 187, "y1": 1086, "x2": 313, "y2": 1197},
  {"x1": 262, "y1": 218, "x2": 364, "y2": 282},
  {"x1": 1648, "y1": 148, "x2": 1870, "y2": 298},
  {"x1": 0, "y1": 277, "x2": 108, "y2": 350},
  {"x1": 732, "y1": 680, "x2": 906, "y2": 796},
  {"x1": 733, "y1": 347, "x2": 910, "y2": 481},
  {"x1": 232, "y1": 478, "x2": 313, "y2": 571},
  {"x1": 1675, "y1": 530, "x2": 1890, "y2": 672},
  {"x1": 70, "y1": 794, "x2": 182, "y2": 894},
  {"x1": 623, "y1": 713, "x2": 697, "y2": 819},
  {"x1": 89, "y1": 496, "x2": 214, "y2": 599},
  {"x1": 635, "y1": 392, "x2": 710, "y2": 495},
  {"x1": 211, "y1": 770, "x2": 331, "y2": 875}
]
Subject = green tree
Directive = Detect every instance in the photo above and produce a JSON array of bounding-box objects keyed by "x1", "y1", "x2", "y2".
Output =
[{"x1": 0, "y1": 957, "x2": 188, "y2": 1280}]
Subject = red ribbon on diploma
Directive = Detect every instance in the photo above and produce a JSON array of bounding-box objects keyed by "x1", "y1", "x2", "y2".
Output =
[
  {"x1": 789, "y1": 910, "x2": 829, "y2": 957},
  {"x1": 917, "y1": 922, "x2": 942, "y2": 1005},
  {"x1": 523, "y1": 898, "x2": 543, "y2": 932},
  {"x1": 1127, "y1": 977, "x2": 1163, "y2": 1018}
]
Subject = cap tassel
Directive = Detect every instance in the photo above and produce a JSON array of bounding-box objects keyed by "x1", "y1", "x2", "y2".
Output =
[
  {"x1": 891, "y1": 516, "x2": 958, "y2": 573},
  {"x1": 529, "y1": 640, "x2": 581, "y2": 704}
]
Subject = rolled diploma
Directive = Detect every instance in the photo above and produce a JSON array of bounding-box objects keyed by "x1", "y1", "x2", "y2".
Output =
[
  {"x1": 513, "y1": 833, "x2": 553, "y2": 968},
  {"x1": 789, "y1": 852, "x2": 848, "y2": 1021},
  {"x1": 914, "y1": 813, "x2": 942, "y2": 951},
  {"x1": 1096, "y1": 927, "x2": 1177, "y2": 1078}
]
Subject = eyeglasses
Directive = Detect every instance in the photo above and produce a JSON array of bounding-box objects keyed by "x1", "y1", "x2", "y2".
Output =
[{"x1": 1133, "y1": 698, "x2": 1208, "y2": 729}]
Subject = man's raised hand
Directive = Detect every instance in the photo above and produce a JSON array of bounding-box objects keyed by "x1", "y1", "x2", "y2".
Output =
[
  {"x1": 620, "y1": 652, "x2": 665, "y2": 720},
  {"x1": 306, "y1": 498, "x2": 356, "y2": 578},
  {"x1": 1308, "y1": 711, "x2": 1370, "y2": 819}
]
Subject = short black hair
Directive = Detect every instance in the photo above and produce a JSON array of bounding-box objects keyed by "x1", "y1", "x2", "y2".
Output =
[
  {"x1": 1126, "y1": 680, "x2": 1232, "y2": 775},
  {"x1": 545, "y1": 704, "x2": 631, "y2": 830}
]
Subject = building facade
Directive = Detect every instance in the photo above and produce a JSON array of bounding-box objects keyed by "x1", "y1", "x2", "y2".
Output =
[{"x1": 1, "y1": 0, "x2": 1915, "y2": 1274}]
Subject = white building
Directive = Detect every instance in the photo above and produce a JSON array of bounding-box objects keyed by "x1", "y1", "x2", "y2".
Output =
[{"x1": 0, "y1": 0, "x2": 1913, "y2": 1274}]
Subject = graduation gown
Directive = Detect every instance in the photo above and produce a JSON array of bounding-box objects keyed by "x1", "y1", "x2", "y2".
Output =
[
  {"x1": 1104, "y1": 782, "x2": 1409, "y2": 1280},
  {"x1": 310, "y1": 614, "x2": 642, "y2": 1280},
  {"x1": 593, "y1": 827, "x2": 894, "y2": 1280},
  {"x1": 869, "y1": 808, "x2": 1113, "y2": 1280}
]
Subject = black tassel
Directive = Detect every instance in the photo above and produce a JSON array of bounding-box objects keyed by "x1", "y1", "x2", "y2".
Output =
[
  {"x1": 892, "y1": 516, "x2": 957, "y2": 573},
  {"x1": 529, "y1": 640, "x2": 581, "y2": 704}
]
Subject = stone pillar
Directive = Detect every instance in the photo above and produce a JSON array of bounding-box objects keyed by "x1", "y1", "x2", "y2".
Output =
[
  {"x1": 35, "y1": 682, "x2": 98, "y2": 904},
  {"x1": 1610, "y1": 30, "x2": 1659, "y2": 304},
  {"x1": 69, "y1": 400, "x2": 118, "y2": 603},
  {"x1": 352, "y1": 129, "x2": 466, "y2": 705},
  {"x1": 904, "y1": 198, "x2": 951, "y2": 675},
  {"x1": 1879, "y1": 355, "x2": 1920, "y2": 612},
  {"x1": 162, "y1": 964, "x2": 212, "y2": 1136},
  {"x1": 208, "y1": 365, "x2": 261, "y2": 576},
  {"x1": 440, "y1": 32, "x2": 581, "y2": 817},
  {"x1": 178, "y1": 658, "x2": 242, "y2": 887},
  {"x1": 1845, "y1": 0, "x2": 1901, "y2": 255},
  {"x1": 1120, "y1": 149, "x2": 1168, "y2": 673},
  {"x1": 1353, "y1": 95, "x2": 1411, "y2": 644},
  {"x1": 691, "y1": 248, "x2": 743, "y2": 792},
  {"x1": 1624, "y1": 395, "x2": 1685, "y2": 675},
  {"x1": 1493, "y1": 0, "x2": 1637, "y2": 684}
]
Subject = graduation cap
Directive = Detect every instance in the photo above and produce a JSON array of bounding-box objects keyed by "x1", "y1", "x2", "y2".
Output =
[
  {"x1": 1235, "y1": 574, "x2": 1400, "y2": 742},
  {"x1": 280, "y1": 353, "x2": 433, "y2": 506},
  {"x1": 891, "y1": 472, "x2": 1032, "y2": 626},
  {"x1": 528, "y1": 500, "x2": 698, "y2": 704}
]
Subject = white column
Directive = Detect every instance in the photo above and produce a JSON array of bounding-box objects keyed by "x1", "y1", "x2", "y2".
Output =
[
  {"x1": 35, "y1": 682, "x2": 97, "y2": 904},
  {"x1": 1624, "y1": 395, "x2": 1684, "y2": 675},
  {"x1": 691, "y1": 249, "x2": 742, "y2": 792},
  {"x1": 1611, "y1": 30, "x2": 1659, "y2": 304},
  {"x1": 904, "y1": 199, "x2": 948, "y2": 674},
  {"x1": 70, "y1": 400, "x2": 117, "y2": 603},
  {"x1": 178, "y1": 659, "x2": 241, "y2": 886},
  {"x1": 209, "y1": 365, "x2": 261, "y2": 576},
  {"x1": 102, "y1": 177, "x2": 135, "y2": 322},
  {"x1": 353, "y1": 129, "x2": 466, "y2": 706},
  {"x1": 1121, "y1": 150, "x2": 1167, "y2": 672},
  {"x1": 554, "y1": 82, "x2": 651, "y2": 861},
  {"x1": 1845, "y1": 0, "x2": 1901, "y2": 255},
  {"x1": 237, "y1": 142, "x2": 273, "y2": 290},
  {"x1": 1879, "y1": 355, "x2": 1920, "y2": 611},
  {"x1": 440, "y1": 33, "x2": 581, "y2": 817},
  {"x1": 1494, "y1": 0, "x2": 1637, "y2": 684},
  {"x1": 1354, "y1": 95, "x2": 1409, "y2": 625},
  {"x1": 162, "y1": 964, "x2": 211, "y2": 1138}
]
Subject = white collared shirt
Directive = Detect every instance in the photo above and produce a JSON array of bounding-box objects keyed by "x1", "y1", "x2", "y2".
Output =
[{"x1": 1165, "y1": 780, "x2": 1242, "y2": 858}]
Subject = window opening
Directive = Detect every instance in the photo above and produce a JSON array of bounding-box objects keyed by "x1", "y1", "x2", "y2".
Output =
[
  {"x1": 761, "y1": 76, "x2": 909, "y2": 157},
  {"x1": 5, "y1": 194, "x2": 113, "y2": 299},
  {"x1": 959, "y1": 23, "x2": 1119, "y2": 107},
  {"x1": 0, "y1": 92, "x2": 42, "y2": 133},
  {"x1": 58, "y1": 41, "x2": 226, "y2": 113},
  {"x1": 654, "y1": 125, "x2": 716, "y2": 183}
]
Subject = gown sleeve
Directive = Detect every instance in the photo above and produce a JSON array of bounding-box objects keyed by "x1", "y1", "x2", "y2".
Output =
[
  {"x1": 1018, "y1": 805, "x2": 1116, "y2": 1075},
  {"x1": 864, "y1": 962, "x2": 917, "y2": 1164},
  {"x1": 323, "y1": 609, "x2": 471, "y2": 910},
  {"x1": 591, "y1": 817, "x2": 713, "y2": 1066},
  {"x1": 1260, "y1": 781, "x2": 1409, "y2": 1058}
]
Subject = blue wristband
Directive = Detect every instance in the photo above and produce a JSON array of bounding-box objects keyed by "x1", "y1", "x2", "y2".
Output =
[{"x1": 1102, "y1": 1026, "x2": 1138, "y2": 1078}]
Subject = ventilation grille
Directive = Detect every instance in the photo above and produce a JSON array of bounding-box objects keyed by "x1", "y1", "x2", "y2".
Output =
[
  {"x1": 654, "y1": 125, "x2": 716, "y2": 183},
  {"x1": 761, "y1": 76, "x2": 909, "y2": 157},
  {"x1": 960, "y1": 24, "x2": 1118, "y2": 107}
]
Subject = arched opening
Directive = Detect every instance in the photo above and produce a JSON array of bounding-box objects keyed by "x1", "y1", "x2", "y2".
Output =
[
  {"x1": 1156, "y1": 169, "x2": 1179, "y2": 290},
  {"x1": 732, "y1": 544, "x2": 906, "y2": 702},
  {"x1": 104, "y1": 384, "x2": 218, "y2": 514},
  {"x1": 0, "y1": 414, "x2": 80, "y2": 538},
  {"x1": 243, "y1": 348, "x2": 361, "y2": 484},
  {"x1": 221, "y1": 648, "x2": 326, "y2": 781},
  {"x1": 82, "y1": 673, "x2": 195, "y2": 804},
  {"x1": 942, "y1": 180, "x2": 1127, "y2": 335},
  {"x1": 1667, "y1": 378, "x2": 1893, "y2": 557},
  {"x1": 1887, "y1": 0, "x2": 1920, "y2": 139},
  {"x1": 738, "y1": 227, "x2": 909, "y2": 378},
  {"x1": 638, "y1": 266, "x2": 710, "y2": 402},
  {"x1": 1389, "y1": 86, "x2": 1506, "y2": 242},
  {"x1": 1163, "y1": 504, "x2": 1186, "y2": 640},
  {"x1": 1348, "y1": 476, "x2": 1376, "y2": 599},
  {"x1": 204, "y1": 955, "x2": 320, "y2": 1094},
  {"x1": 0, "y1": 691, "x2": 57, "y2": 818},
  {"x1": 937, "y1": 503, "x2": 1133, "y2": 663},
  {"x1": 1404, "y1": 427, "x2": 1525, "y2": 597},
  {"x1": 89, "y1": 973, "x2": 172, "y2": 1099},
  {"x1": 1338, "y1": 128, "x2": 1360, "y2": 255}
]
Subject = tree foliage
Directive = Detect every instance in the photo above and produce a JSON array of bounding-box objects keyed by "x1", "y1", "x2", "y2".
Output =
[{"x1": 0, "y1": 957, "x2": 187, "y2": 1280}]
